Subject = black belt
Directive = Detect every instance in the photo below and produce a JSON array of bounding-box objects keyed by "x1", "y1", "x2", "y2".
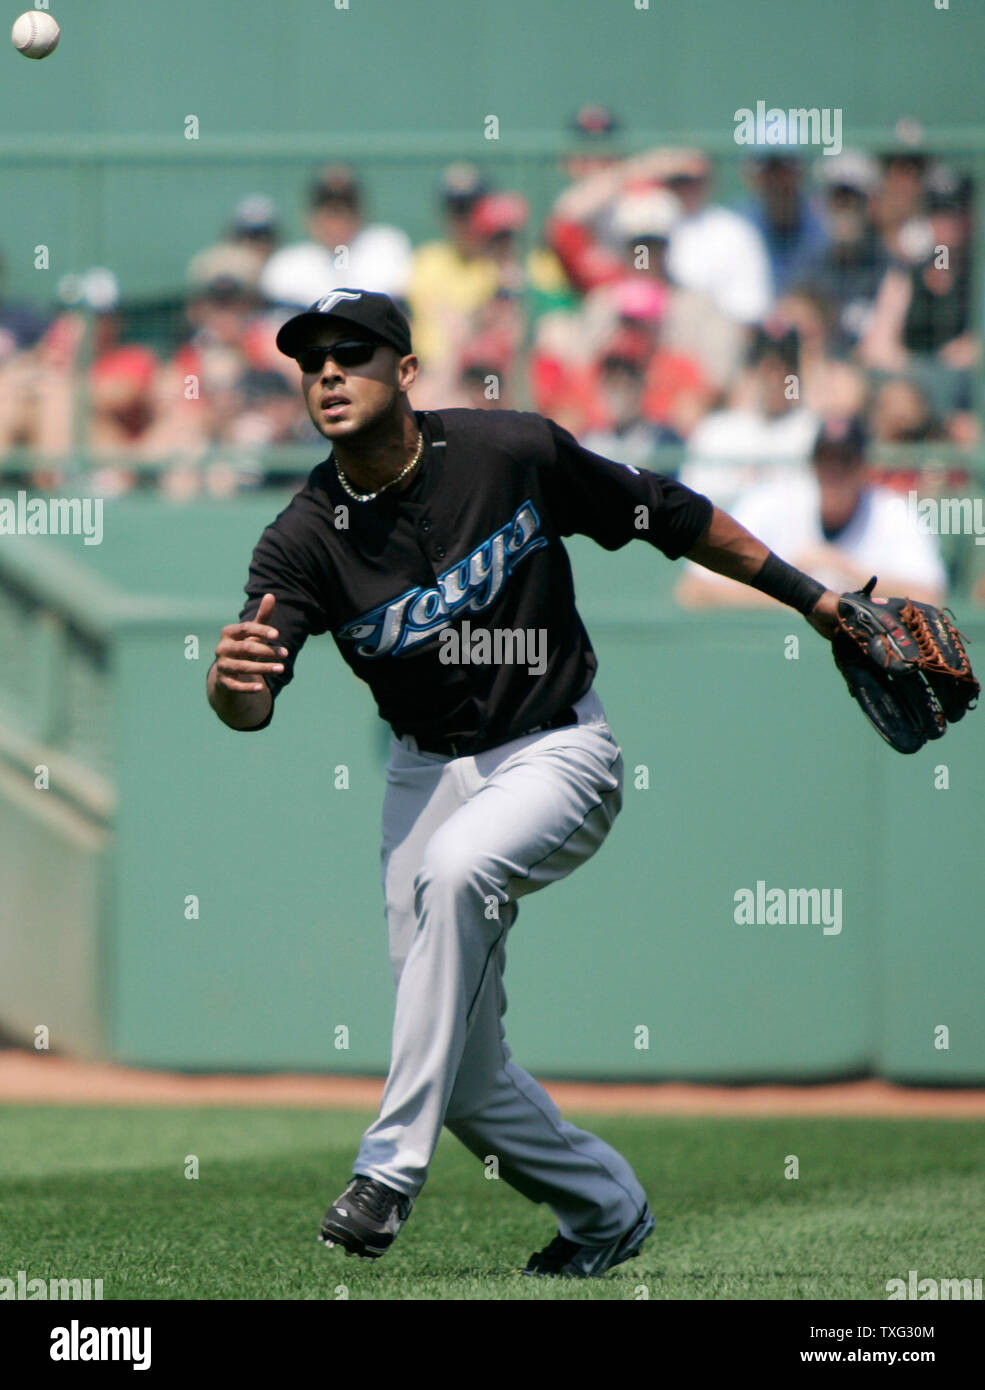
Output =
[{"x1": 411, "y1": 705, "x2": 578, "y2": 759}]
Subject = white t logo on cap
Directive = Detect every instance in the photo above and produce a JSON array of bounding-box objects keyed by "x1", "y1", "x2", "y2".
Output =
[{"x1": 315, "y1": 290, "x2": 363, "y2": 313}]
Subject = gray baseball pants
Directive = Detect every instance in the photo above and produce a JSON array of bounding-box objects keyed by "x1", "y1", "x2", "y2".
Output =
[{"x1": 353, "y1": 685, "x2": 649, "y2": 1244}]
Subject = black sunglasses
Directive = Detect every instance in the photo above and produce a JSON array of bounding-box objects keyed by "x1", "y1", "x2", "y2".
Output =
[{"x1": 296, "y1": 339, "x2": 379, "y2": 373}]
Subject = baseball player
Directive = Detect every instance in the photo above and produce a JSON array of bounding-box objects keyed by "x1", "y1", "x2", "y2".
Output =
[{"x1": 207, "y1": 288, "x2": 840, "y2": 1278}]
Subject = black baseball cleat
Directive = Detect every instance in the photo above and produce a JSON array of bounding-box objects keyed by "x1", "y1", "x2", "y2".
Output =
[
  {"x1": 522, "y1": 1203, "x2": 655, "y2": 1278},
  {"x1": 318, "y1": 1176, "x2": 414, "y2": 1260}
]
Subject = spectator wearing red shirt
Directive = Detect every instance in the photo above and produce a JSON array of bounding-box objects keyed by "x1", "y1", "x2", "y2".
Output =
[
  {"x1": 546, "y1": 145, "x2": 709, "y2": 297},
  {"x1": 580, "y1": 327, "x2": 683, "y2": 474},
  {"x1": 532, "y1": 276, "x2": 710, "y2": 440}
]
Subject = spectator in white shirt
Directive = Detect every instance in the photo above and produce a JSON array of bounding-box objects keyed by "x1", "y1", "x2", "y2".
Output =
[
  {"x1": 680, "y1": 325, "x2": 819, "y2": 510},
  {"x1": 259, "y1": 164, "x2": 413, "y2": 311},
  {"x1": 676, "y1": 417, "x2": 946, "y2": 609},
  {"x1": 664, "y1": 159, "x2": 774, "y2": 325}
]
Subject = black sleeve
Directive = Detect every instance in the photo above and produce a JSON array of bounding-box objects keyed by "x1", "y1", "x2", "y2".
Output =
[
  {"x1": 229, "y1": 508, "x2": 331, "y2": 731},
  {"x1": 540, "y1": 418, "x2": 714, "y2": 559}
]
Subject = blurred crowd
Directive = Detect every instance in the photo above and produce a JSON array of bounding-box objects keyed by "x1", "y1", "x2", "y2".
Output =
[{"x1": 0, "y1": 105, "x2": 980, "y2": 597}]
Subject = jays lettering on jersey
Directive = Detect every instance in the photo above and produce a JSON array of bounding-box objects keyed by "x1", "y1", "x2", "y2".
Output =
[{"x1": 236, "y1": 409, "x2": 713, "y2": 743}]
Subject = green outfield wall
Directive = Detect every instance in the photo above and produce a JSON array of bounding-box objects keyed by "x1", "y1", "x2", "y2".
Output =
[
  {"x1": 2, "y1": 0, "x2": 984, "y2": 1081},
  {"x1": 1, "y1": 496, "x2": 983, "y2": 1082},
  {"x1": 1, "y1": 1, "x2": 985, "y2": 302}
]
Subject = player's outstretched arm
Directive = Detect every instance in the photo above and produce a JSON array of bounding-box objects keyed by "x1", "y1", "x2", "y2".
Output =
[
  {"x1": 684, "y1": 506, "x2": 840, "y2": 639},
  {"x1": 207, "y1": 591, "x2": 286, "y2": 730}
]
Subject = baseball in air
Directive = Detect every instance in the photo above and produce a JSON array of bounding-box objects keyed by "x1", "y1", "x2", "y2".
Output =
[{"x1": 11, "y1": 11, "x2": 60, "y2": 59}]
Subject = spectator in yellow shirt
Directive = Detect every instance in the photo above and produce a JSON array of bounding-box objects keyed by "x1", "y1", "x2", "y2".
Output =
[{"x1": 407, "y1": 163, "x2": 500, "y2": 368}]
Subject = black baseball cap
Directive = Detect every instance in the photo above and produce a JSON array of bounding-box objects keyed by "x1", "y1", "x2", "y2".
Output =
[
  {"x1": 439, "y1": 161, "x2": 489, "y2": 210},
  {"x1": 308, "y1": 163, "x2": 361, "y2": 210},
  {"x1": 924, "y1": 162, "x2": 969, "y2": 212},
  {"x1": 748, "y1": 324, "x2": 800, "y2": 369},
  {"x1": 275, "y1": 288, "x2": 413, "y2": 359},
  {"x1": 813, "y1": 416, "x2": 868, "y2": 464}
]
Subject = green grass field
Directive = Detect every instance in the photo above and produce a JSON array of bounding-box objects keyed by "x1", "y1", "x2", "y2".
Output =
[{"x1": 1, "y1": 1106, "x2": 983, "y2": 1301}]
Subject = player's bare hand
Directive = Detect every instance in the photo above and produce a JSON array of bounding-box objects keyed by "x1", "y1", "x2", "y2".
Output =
[{"x1": 213, "y1": 592, "x2": 288, "y2": 692}]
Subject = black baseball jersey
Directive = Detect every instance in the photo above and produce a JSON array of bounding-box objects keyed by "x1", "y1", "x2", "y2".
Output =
[{"x1": 234, "y1": 408, "x2": 713, "y2": 743}]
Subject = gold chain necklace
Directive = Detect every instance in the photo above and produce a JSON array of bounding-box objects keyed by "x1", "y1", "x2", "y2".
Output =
[{"x1": 335, "y1": 430, "x2": 424, "y2": 502}]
